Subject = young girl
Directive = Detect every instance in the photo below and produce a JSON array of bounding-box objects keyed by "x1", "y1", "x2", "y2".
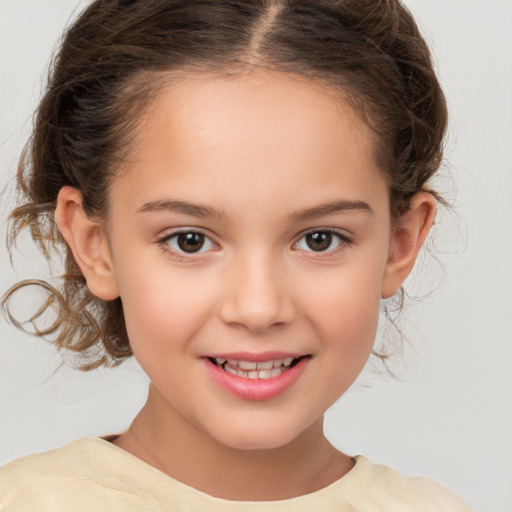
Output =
[{"x1": 0, "y1": 0, "x2": 474, "y2": 509}]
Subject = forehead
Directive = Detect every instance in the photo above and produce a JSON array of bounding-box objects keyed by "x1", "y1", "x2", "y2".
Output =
[
  {"x1": 137, "y1": 70, "x2": 375, "y2": 159},
  {"x1": 112, "y1": 70, "x2": 388, "y2": 216}
]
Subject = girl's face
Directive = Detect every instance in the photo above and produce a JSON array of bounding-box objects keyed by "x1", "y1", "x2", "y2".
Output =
[{"x1": 103, "y1": 71, "x2": 396, "y2": 450}]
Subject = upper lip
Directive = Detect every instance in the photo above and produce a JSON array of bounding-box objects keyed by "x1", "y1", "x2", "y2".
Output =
[{"x1": 203, "y1": 352, "x2": 307, "y2": 362}]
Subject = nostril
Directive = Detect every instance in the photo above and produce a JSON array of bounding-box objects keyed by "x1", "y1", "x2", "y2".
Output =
[
  {"x1": 217, "y1": 264, "x2": 295, "y2": 332},
  {"x1": 219, "y1": 296, "x2": 295, "y2": 333}
]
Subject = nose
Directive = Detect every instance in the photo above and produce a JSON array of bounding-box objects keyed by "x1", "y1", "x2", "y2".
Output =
[{"x1": 219, "y1": 251, "x2": 295, "y2": 333}]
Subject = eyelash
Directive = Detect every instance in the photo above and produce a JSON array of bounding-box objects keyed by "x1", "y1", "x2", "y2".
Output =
[
  {"x1": 156, "y1": 228, "x2": 352, "y2": 260},
  {"x1": 157, "y1": 229, "x2": 218, "y2": 260},
  {"x1": 293, "y1": 228, "x2": 352, "y2": 256}
]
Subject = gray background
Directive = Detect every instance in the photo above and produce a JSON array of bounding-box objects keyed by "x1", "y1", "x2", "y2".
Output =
[{"x1": 1, "y1": 1, "x2": 511, "y2": 510}]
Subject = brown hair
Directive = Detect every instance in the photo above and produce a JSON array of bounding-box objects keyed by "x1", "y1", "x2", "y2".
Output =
[{"x1": 2, "y1": 0, "x2": 448, "y2": 370}]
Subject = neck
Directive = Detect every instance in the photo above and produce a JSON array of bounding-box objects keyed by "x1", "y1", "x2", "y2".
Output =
[{"x1": 113, "y1": 384, "x2": 353, "y2": 501}]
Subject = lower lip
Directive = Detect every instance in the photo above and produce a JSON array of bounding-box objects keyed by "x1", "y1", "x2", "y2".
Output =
[{"x1": 203, "y1": 357, "x2": 309, "y2": 401}]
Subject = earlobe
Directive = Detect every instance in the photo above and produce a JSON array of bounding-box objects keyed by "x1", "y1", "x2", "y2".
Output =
[
  {"x1": 381, "y1": 192, "x2": 436, "y2": 299},
  {"x1": 55, "y1": 186, "x2": 119, "y2": 301}
]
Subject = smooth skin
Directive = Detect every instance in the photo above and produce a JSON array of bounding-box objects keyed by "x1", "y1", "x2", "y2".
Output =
[{"x1": 55, "y1": 70, "x2": 435, "y2": 501}]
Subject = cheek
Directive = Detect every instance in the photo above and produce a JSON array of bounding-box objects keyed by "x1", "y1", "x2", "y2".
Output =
[
  {"x1": 116, "y1": 264, "x2": 219, "y2": 357},
  {"x1": 299, "y1": 257, "x2": 384, "y2": 354}
]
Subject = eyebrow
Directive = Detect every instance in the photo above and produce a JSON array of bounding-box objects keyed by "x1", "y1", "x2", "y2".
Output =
[
  {"x1": 289, "y1": 200, "x2": 374, "y2": 221},
  {"x1": 137, "y1": 198, "x2": 373, "y2": 221},
  {"x1": 137, "y1": 200, "x2": 224, "y2": 218}
]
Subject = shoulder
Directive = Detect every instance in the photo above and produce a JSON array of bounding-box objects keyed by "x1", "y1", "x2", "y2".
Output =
[
  {"x1": 0, "y1": 440, "x2": 85, "y2": 494},
  {"x1": 0, "y1": 438, "x2": 152, "y2": 512},
  {"x1": 340, "y1": 456, "x2": 474, "y2": 512}
]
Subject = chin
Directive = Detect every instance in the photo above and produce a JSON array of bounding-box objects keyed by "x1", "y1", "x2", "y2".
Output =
[
  {"x1": 221, "y1": 432, "x2": 298, "y2": 452},
  {"x1": 206, "y1": 417, "x2": 312, "y2": 452}
]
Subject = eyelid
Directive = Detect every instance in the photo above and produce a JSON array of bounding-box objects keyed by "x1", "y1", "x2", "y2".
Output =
[
  {"x1": 157, "y1": 228, "x2": 219, "y2": 257},
  {"x1": 157, "y1": 226, "x2": 218, "y2": 242},
  {"x1": 293, "y1": 227, "x2": 352, "y2": 254}
]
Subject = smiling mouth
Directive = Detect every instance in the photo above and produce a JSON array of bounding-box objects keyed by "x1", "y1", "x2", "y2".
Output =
[{"x1": 208, "y1": 356, "x2": 307, "y2": 380}]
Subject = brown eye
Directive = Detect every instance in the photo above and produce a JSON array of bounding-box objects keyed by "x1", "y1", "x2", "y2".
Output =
[
  {"x1": 163, "y1": 231, "x2": 215, "y2": 255},
  {"x1": 176, "y1": 232, "x2": 205, "y2": 253},
  {"x1": 296, "y1": 230, "x2": 348, "y2": 253},
  {"x1": 306, "y1": 232, "x2": 332, "y2": 251}
]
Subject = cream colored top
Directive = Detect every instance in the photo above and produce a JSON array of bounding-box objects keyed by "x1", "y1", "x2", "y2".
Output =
[{"x1": 0, "y1": 437, "x2": 473, "y2": 511}]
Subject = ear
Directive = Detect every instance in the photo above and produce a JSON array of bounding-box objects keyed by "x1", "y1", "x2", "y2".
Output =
[
  {"x1": 381, "y1": 192, "x2": 436, "y2": 299},
  {"x1": 55, "y1": 186, "x2": 119, "y2": 301}
]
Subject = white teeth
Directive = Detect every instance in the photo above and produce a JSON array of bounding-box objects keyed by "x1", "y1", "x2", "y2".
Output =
[
  {"x1": 216, "y1": 356, "x2": 301, "y2": 379},
  {"x1": 224, "y1": 365, "x2": 238, "y2": 376},
  {"x1": 256, "y1": 360, "x2": 274, "y2": 370},
  {"x1": 239, "y1": 360, "x2": 257, "y2": 370},
  {"x1": 216, "y1": 357, "x2": 296, "y2": 369},
  {"x1": 221, "y1": 364, "x2": 288, "y2": 380}
]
